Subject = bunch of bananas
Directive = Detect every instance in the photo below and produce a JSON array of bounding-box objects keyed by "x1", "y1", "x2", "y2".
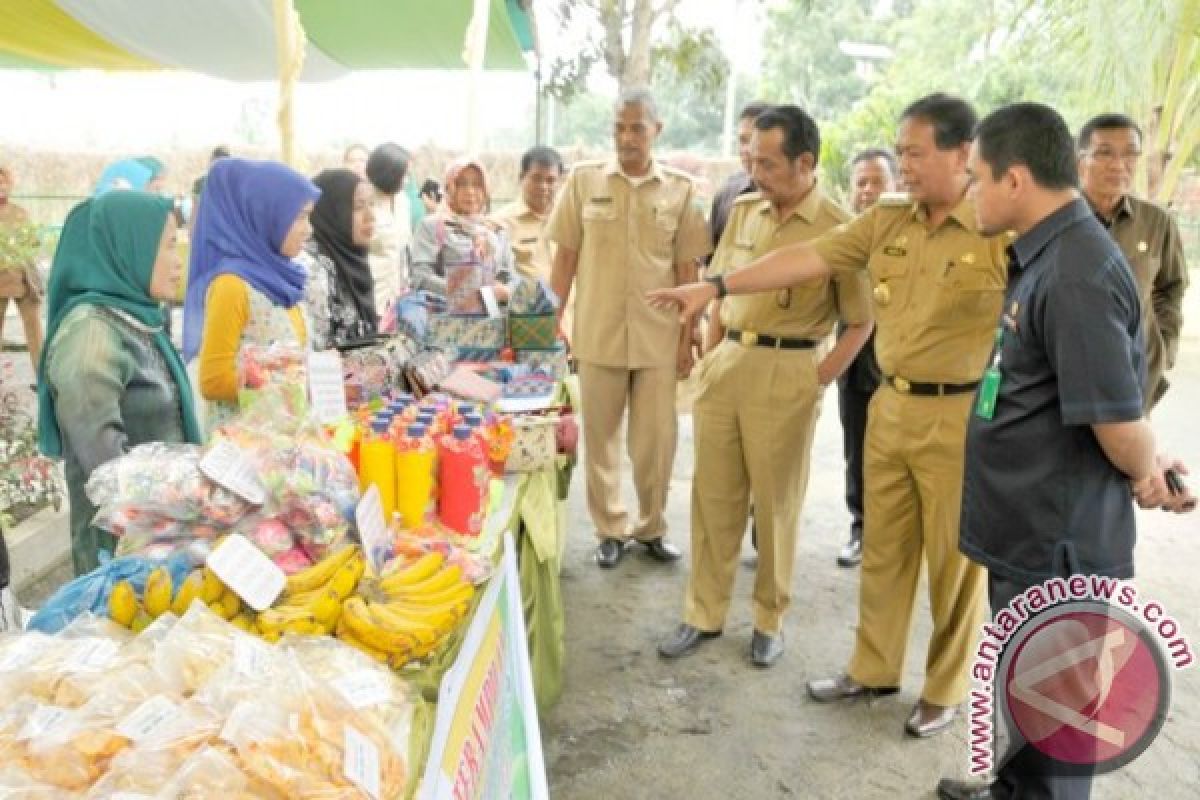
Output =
[
  {"x1": 108, "y1": 566, "x2": 239, "y2": 632},
  {"x1": 335, "y1": 551, "x2": 476, "y2": 668},
  {"x1": 255, "y1": 546, "x2": 366, "y2": 641}
]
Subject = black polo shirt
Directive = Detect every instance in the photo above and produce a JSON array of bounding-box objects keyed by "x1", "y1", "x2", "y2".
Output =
[{"x1": 960, "y1": 198, "x2": 1145, "y2": 583}]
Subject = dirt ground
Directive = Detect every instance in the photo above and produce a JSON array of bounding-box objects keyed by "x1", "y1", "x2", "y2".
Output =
[{"x1": 542, "y1": 348, "x2": 1200, "y2": 800}]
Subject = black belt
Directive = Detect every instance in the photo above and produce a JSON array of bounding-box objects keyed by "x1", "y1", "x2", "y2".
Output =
[
  {"x1": 885, "y1": 375, "x2": 980, "y2": 396},
  {"x1": 727, "y1": 329, "x2": 818, "y2": 350}
]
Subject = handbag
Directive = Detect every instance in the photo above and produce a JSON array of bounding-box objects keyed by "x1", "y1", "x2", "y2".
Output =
[
  {"x1": 505, "y1": 413, "x2": 559, "y2": 473},
  {"x1": 508, "y1": 313, "x2": 557, "y2": 349}
]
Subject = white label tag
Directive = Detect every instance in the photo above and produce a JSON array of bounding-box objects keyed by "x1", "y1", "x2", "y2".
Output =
[
  {"x1": 199, "y1": 440, "x2": 266, "y2": 505},
  {"x1": 480, "y1": 286, "x2": 502, "y2": 318},
  {"x1": 308, "y1": 350, "x2": 349, "y2": 424},
  {"x1": 18, "y1": 705, "x2": 72, "y2": 741},
  {"x1": 232, "y1": 635, "x2": 273, "y2": 677},
  {"x1": 330, "y1": 669, "x2": 393, "y2": 710},
  {"x1": 355, "y1": 484, "x2": 391, "y2": 575},
  {"x1": 117, "y1": 695, "x2": 180, "y2": 743},
  {"x1": 206, "y1": 533, "x2": 286, "y2": 611},
  {"x1": 63, "y1": 638, "x2": 120, "y2": 672},
  {"x1": 343, "y1": 724, "x2": 382, "y2": 800}
]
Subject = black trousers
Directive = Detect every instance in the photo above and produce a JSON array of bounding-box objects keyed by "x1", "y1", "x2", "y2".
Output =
[
  {"x1": 0, "y1": 528, "x2": 9, "y2": 589},
  {"x1": 988, "y1": 574, "x2": 1095, "y2": 800},
  {"x1": 837, "y1": 381, "x2": 873, "y2": 539}
]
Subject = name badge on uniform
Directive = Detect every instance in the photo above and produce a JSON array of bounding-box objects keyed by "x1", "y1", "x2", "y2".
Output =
[
  {"x1": 519, "y1": 237, "x2": 538, "y2": 244},
  {"x1": 883, "y1": 245, "x2": 906, "y2": 257},
  {"x1": 1137, "y1": 241, "x2": 1148, "y2": 253}
]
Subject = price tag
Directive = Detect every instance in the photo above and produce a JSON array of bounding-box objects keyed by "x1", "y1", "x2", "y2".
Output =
[
  {"x1": 355, "y1": 484, "x2": 391, "y2": 575},
  {"x1": 117, "y1": 695, "x2": 180, "y2": 743},
  {"x1": 232, "y1": 635, "x2": 274, "y2": 677},
  {"x1": 63, "y1": 638, "x2": 120, "y2": 672},
  {"x1": 343, "y1": 724, "x2": 382, "y2": 800},
  {"x1": 199, "y1": 440, "x2": 266, "y2": 505},
  {"x1": 18, "y1": 704, "x2": 72, "y2": 741},
  {"x1": 480, "y1": 286, "x2": 502, "y2": 318},
  {"x1": 206, "y1": 533, "x2": 286, "y2": 611},
  {"x1": 308, "y1": 350, "x2": 349, "y2": 424},
  {"x1": 331, "y1": 669, "x2": 393, "y2": 709}
]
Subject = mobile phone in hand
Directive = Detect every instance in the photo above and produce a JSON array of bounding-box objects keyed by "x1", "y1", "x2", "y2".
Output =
[{"x1": 1165, "y1": 468, "x2": 1197, "y2": 512}]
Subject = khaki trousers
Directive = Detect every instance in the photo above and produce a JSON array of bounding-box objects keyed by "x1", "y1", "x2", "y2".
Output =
[
  {"x1": 684, "y1": 342, "x2": 822, "y2": 635},
  {"x1": 846, "y1": 386, "x2": 985, "y2": 707},
  {"x1": 576, "y1": 360, "x2": 678, "y2": 542}
]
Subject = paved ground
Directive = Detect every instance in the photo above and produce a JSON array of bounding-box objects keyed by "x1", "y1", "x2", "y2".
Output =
[{"x1": 542, "y1": 340, "x2": 1200, "y2": 799}]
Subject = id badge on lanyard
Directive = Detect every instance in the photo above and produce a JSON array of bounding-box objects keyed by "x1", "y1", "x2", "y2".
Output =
[{"x1": 974, "y1": 328, "x2": 1004, "y2": 420}]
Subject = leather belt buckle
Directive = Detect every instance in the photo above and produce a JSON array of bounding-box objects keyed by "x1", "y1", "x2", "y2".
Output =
[
  {"x1": 740, "y1": 330, "x2": 758, "y2": 347},
  {"x1": 892, "y1": 376, "x2": 911, "y2": 393}
]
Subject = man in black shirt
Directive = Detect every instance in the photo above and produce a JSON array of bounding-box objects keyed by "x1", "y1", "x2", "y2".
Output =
[
  {"x1": 709, "y1": 101, "x2": 771, "y2": 255},
  {"x1": 937, "y1": 103, "x2": 1194, "y2": 800}
]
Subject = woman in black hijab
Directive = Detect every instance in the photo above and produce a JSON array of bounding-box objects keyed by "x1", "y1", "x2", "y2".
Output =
[{"x1": 303, "y1": 168, "x2": 378, "y2": 350}]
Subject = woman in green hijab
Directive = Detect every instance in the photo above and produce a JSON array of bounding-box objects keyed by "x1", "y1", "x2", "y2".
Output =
[{"x1": 38, "y1": 191, "x2": 202, "y2": 575}]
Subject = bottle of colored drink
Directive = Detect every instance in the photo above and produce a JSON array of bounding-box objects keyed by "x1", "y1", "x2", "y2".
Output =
[
  {"x1": 359, "y1": 418, "x2": 397, "y2": 523},
  {"x1": 395, "y1": 424, "x2": 436, "y2": 531},
  {"x1": 437, "y1": 424, "x2": 488, "y2": 537}
]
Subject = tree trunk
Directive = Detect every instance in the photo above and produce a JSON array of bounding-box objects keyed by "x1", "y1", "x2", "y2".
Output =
[{"x1": 621, "y1": 0, "x2": 656, "y2": 92}]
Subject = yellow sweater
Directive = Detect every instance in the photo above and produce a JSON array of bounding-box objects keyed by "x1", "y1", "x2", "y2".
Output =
[{"x1": 197, "y1": 274, "x2": 306, "y2": 403}]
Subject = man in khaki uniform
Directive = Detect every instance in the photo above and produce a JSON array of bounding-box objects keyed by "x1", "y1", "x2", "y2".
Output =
[
  {"x1": 656, "y1": 106, "x2": 873, "y2": 666},
  {"x1": 493, "y1": 146, "x2": 564, "y2": 282},
  {"x1": 650, "y1": 94, "x2": 1007, "y2": 737},
  {"x1": 548, "y1": 88, "x2": 712, "y2": 568},
  {"x1": 1077, "y1": 113, "x2": 1189, "y2": 409}
]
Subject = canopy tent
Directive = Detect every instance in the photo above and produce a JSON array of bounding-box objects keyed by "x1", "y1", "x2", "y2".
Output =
[{"x1": 0, "y1": 0, "x2": 537, "y2": 158}]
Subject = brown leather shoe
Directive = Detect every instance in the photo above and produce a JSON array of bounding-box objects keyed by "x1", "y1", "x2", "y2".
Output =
[
  {"x1": 806, "y1": 673, "x2": 900, "y2": 703},
  {"x1": 906, "y1": 700, "x2": 958, "y2": 738}
]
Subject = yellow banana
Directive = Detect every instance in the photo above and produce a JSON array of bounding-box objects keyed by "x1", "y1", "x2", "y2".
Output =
[
  {"x1": 340, "y1": 598, "x2": 422, "y2": 653},
  {"x1": 143, "y1": 567, "x2": 173, "y2": 618},
  {"x1": 171, "y1": 571, "x2": 205, "y2": 617},
  {"x1": 366, "y1": 602, "x2": 447, "y2": 645},
  {"x1": 385, "y1": 579, "x2": 474, "y2": 608},
  {"x1": 200, "y1": 567, "x2": 225, "y2": 605},
  {"x1": 230, "y1": 613, "x2": 256, "y2": 633},
  {"x1": 379, "y1": 551, "x2": 445, "y2": 591},
  {"x1": 276, "y1": 586, "x2": 325, "y2": 609},
  {"x1": 309, "y1": 588, "x2": 345, "y2": 625},
  {"x1": 130, "y1": 607, "x2": 153, "y2": 633},
  {"x1": 335, "y1": 619, "x2": 393, "y2": 664},
  {"x1": 257, "y1": 606, "x2": 319, "y2": 633},
  {"x1": 393, "y1": 564, "x2": 463, "y2": 597},
  {"x1": 284, "y1": 546, "x2": 360, "y2": 595},
  {"x1": 215, "y1": 588, "x2": 242, "y2": 620},
  {"x1": 108, "y1": 581, "x2": 138, "y2": 627},
  {"x1": 327, "y1": 552, "x2": 366, "y2": 599},
  {"x1": 381, "y1": 592, "x2": 470, "y2": 622}
]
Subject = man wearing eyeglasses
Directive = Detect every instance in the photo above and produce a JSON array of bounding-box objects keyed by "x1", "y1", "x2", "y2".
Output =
[{"x1": 1078, "y1": 113, "x2": 1189, "y2": 409}]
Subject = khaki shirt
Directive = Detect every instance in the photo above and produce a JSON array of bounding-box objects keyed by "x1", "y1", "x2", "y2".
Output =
[
  {"x1": 1089, "y1": 194, "x2": 1189, "y2": 405},
  {"x1": 712, "y1": 188, "x2": 871, "y2": 338},
  {"x1": 547, "y1": 159, "x2": 712, "y2": 368},
  {"x1": 492, "y1": 199, "x2": 554, "y2": 281},
  {"x1": 813, "y1": 194, "x2": 1009, "y2": 384}
]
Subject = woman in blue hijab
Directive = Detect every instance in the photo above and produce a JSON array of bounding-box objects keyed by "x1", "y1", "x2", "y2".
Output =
[{"x1": 184, "y1": 158, "x2": 319, "y2": 428}]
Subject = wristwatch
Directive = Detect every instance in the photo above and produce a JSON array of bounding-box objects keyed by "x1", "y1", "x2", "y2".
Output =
[{"x1": 706, "y1": 274, "x2": 728, "y2": 299}]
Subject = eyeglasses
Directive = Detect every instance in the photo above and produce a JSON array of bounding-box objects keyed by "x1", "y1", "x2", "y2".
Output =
[{"x1": 1082, "y1": 148, "x2": 1142, "y2": 164}]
